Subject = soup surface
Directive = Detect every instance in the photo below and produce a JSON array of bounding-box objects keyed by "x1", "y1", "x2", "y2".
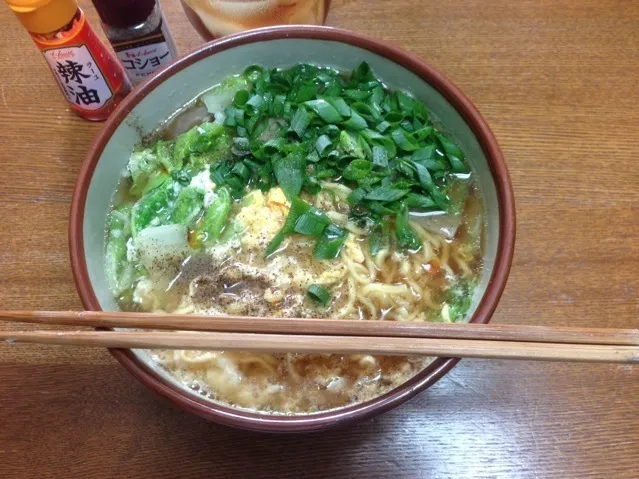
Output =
[{"x1": 105, "y1": 63, "x2": 485, "y2": 414}]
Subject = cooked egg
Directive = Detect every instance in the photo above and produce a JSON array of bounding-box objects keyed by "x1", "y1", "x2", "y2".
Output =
[{"x1": 235, "y1": 189, "x2": 287, "y2": 249}]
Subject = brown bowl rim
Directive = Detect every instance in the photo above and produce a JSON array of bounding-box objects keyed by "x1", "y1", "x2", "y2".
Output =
[{"x1": 69, "y1": 25, "x2": 516, "y2": 433}]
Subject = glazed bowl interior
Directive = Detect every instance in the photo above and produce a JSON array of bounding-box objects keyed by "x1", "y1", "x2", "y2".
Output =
[{"x1": 72, "y1": 27, "x2": 514, "y2": 432}]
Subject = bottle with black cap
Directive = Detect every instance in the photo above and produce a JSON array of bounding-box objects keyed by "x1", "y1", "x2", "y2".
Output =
[{"x1": 92, "y1": 0, "x2": 178, "y2": 86}]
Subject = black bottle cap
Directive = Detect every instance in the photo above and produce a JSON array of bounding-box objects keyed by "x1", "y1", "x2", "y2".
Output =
[{"x1": 92, "y1": 0, "x2": 157, "y2": 28}]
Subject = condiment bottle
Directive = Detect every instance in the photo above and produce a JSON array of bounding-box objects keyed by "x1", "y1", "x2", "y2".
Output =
[
  {"x1": 92, "y1": 0, "x2": 178, "y2": 86},
  {"x1": 4, "y1": 0, "x2": 132, "y2": 121}
]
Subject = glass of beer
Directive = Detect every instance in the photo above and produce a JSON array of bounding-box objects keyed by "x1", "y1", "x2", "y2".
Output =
[{"x1": 182, "y1": 0, "x2": 331, "y2": 40}]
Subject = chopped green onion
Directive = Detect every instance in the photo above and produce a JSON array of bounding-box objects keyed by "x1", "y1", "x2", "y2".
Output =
[
  {"x1": 342, "y1": 109, "x2": 368, "y2": 130},
  {"x1": 344, "y1": 89, "x2": 372, "y2": 101},
  {"x1": 264, "y1": 231, "x2": 286, "y2": 258},
  {"x1": 406, "y1": 192, "x2": 437, "y2": 209},
  {"x1": 307, "y1": 284, "x2": 331, "y2": 306},
  {"x1": 246, "y1": 94, "x2": 266, "y2": 114},
  {"x1": 369, "y1": 86, "x2": 385, "y2": 110},
  {"x1": 436, "y1": 133, "x2": 469, "y2": 173},
  {"x1": 233, "y1": 89, "x2": 249, "y2": 107},
  {"x1": 376, "y1": 120, "x2": 391, "y2": 133},
  {"x1": 347, "y1": 186, "x2": 368, "y2": 204},
  {"x1": 294, "y1": 83, "x2": 318, "y2": 102},
  {"x1": 232, "y1": 136, "x2": 250, "y2": 151},
  {"x1": 369, "y1": 219, "x2": 388, "y2": 256},
  {"x1": 313, "y1": 224, "x2": 348, "y2": 260},
  {"x1": 391, "y1": 128, "x2": 420, "y2": 151},
  {"x1": 395, "y1": 202, "x2": 422, "y2": 251},
  {"x1": 307, "y1": 151, "x2": 320, "y2": 164},
  {"x1": 290, "y1": 106, "x2": 311, "y2": 138},
  {"x1": 343, "y1": 159, "x2": 373, "y2": 181},
  {"x1": 411, "y1": 161, "x2": 449, "y2": 210},
  {"x1": 384, "y1": 111, "x2": 404, "y2": 125},
  {"x1": 360, "y1": 129, "x2": 397, "y2": 157},
  {"x1": 315, "y1": 135, "x2": 332, "y2": 155},
  {"x1": 127, "y1": 61, "x2": 473, "y2": 262},
  {"x1": 273, "y1": 153, "x2": 305, "y2": 198},
  {"x1": 325, "y1": 97, "x2": 351, "y2": 117},
  {"x1": 294, "y1": 208, "x2": 330, "y2": 236},
  {"x1": 372, "y1": 145, "x2": 388, "y2": 168},
  {"x1": 396, "y1": 91, "x2": 415, "y2": 114},
  {"x1": 352, "y1": 62, "x2": 374, "y2": 82},
  {"x1": 231, "y1": 161, "x2": 249, "y2": 181},
  {"x1": 351, "y1": 102, "x2": 381, "y2": 121},
  {"x1": 304, "y1": 175, "x2": 321, "y2": 194},
  {"x1": 265, "y1": 196, "x2": 310, "y2": 257},
  {"x1": 252, "y1": 137, "x2": 285, "y2": 160},
  {"x1": 271, "y1": 94, "x2": 286, "y2": 116},
  {"x1": 243, "y1": 65, "x2": 263, "y2": 82},
  {"x1": 365, "y1": 186, "x2": 409, "y2": 202},
  {"x1": 412, "y1": 126, "x2": 434, "y2": 142},
  {"x1": 304, "y1": 99, "x2": 343, "y2": 123}
]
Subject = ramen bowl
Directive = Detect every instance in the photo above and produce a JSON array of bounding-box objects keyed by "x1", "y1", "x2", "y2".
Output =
[{"x1": 69, "y1": 26, "x2": 515, "y2": 433}]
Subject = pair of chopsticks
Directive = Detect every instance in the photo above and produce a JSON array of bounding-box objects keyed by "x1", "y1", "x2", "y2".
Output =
[{"x1": 0, "y1": 311, "x2": 637, "y2": 363}]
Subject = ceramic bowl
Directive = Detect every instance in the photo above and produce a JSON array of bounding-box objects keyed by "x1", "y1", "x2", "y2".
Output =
[{"x1": 69, "y1": 26, "x2": 515, "y2": 433}]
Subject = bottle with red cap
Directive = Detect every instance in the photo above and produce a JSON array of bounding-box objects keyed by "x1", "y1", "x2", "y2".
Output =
[
  {"x1": 4, "y1": 0, "x2": 132, "y2": 121},
  {"x1": 92, "y1": 0, "x2": 178, "y2": 86}
]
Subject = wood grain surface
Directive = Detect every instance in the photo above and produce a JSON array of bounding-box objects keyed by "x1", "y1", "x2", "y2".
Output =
[{"x1": 0, "y1": 0, "x2": 638, "y2": 477}]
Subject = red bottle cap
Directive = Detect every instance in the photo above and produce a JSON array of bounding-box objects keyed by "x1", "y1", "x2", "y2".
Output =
[{"x1": 92, "y1": 0, "x2": 156, "y2": 28}]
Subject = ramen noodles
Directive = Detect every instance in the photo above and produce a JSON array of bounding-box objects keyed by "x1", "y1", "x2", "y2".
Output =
[{"x1": 105, "y1": 62, "x2": 484, "y2": 414}]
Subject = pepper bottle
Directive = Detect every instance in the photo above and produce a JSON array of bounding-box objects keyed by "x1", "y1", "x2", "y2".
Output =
[
  {"x1": 92, "y1": 0, "x2": 178, "y2": 86},
  {"x1": 4, "y1": 0, "x2": 132, "y2": 121}
]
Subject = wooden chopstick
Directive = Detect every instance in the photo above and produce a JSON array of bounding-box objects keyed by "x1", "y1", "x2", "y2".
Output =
[
  {"x1": 0, "y1": 329, "x2": 637, "y2": 363},
  {"x1": 1, "y1": 311, "x2": 638, "y2": 345},
  {"x1": 0, "y1": 311, "x2": 637, "y2": 363}
]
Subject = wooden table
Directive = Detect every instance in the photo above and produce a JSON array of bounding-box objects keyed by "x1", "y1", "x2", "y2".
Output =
[{"x1": 1, "y1": 0, "x2": 637, "y2": 477}]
